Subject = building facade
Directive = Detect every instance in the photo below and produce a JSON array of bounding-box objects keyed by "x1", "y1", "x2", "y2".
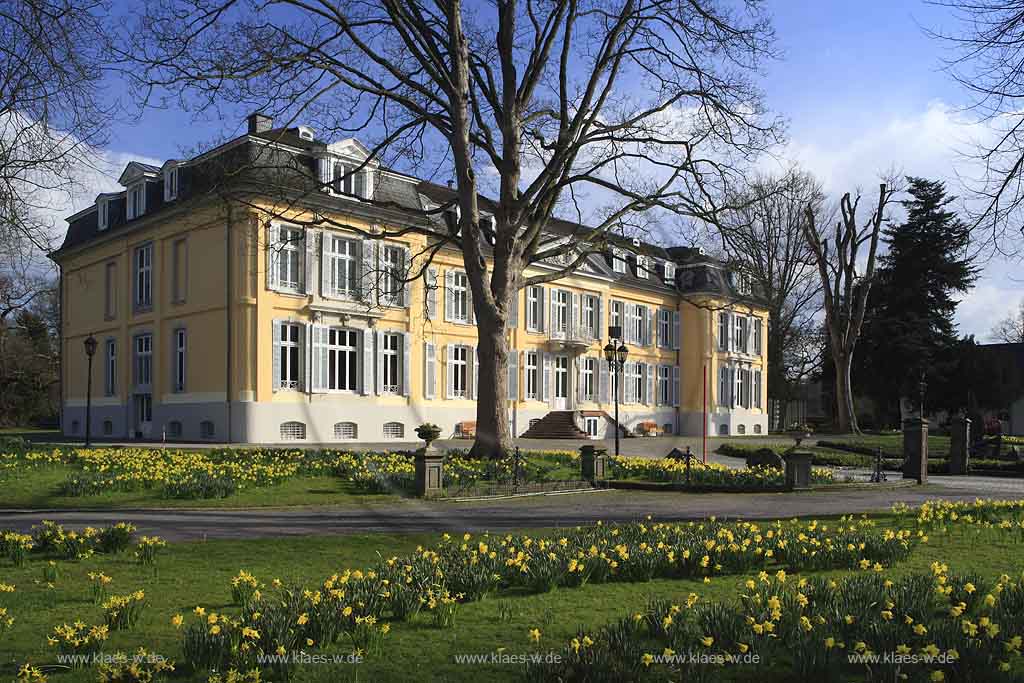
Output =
[{"x1": 52, "y1": 115, "x2": 769, "y2": 444}]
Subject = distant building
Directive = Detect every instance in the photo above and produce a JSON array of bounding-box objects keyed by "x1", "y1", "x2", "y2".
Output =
[{"x1": 978, "y1": 342, "x2": 1024, "y2": 435}]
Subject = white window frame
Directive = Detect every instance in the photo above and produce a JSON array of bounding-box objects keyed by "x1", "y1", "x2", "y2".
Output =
[
  {"x1": 526, "y1": 286, "x2": 542, "y2": 332},
  {"x1": 134, "y1": 333, "x2": 152, "y2": 387},
  {"x1": 736, "y1": 315, "x2": 749, "y2": 354},
  {"x1": 325, "y1": 235, "x2": 359, "y2": 298},
  {"x1": 525, "y1": 351, "x2": 539, "y2": 400},
  {"x1": 452, "y1": 345, "x2": 469, "y2": 398},
  {"x1": 664, "y1": 261, "x2": 675, "y2": 282},
  {"x1": 632, "y1": 305, "x2": 645, "y2": 346},
  {"x1": 164, "y1": 166, "x2": 179, "y2": 201},
  {"x1": 611, "y1": 300, "x2": 623, "y2": 334},
  {"x1": 754, "y1": 318, "x2": 763, "y2": 356},
  {"x1": 718, "y1": 312, "x2": 730, "y2": 351},
  {"x1": 451, "y1": 272, "x2": 470, "y2": 323},
  {"x1": 658, "y1": 309, "x2": 671, "y2": 348},
  {"x1": 658, "y1": 365, "x2": 671, "y2": 405},
  {"x1": 552, "y1": 289, "x2": 569, "y2": 333},
  {"x1": 327, "y1": 328, "x2": 360, "y2": 392},
  {"x1": 271, "y1": 225, "x2": 304, "y2": 293},
  {"x1": 636, "y1": 254, "x2": 649, "y2": 279},
  {"x1": 279, "y1": 322, "x2": 302, "y2": 390},
  {"x1": 134, "y1": 243, "x2": 153, "y2": 310},
  {"x1": 612, "y1": 248, "x2": 627, "y2": 274},
  {"x1": 381, "y1": 245, "x2": 405, "y2": 306},
  {"x1": 173, "y1": 328, "x2": 186, "y2": 392},
  {"x1": 382, "y1": 332, "x2": 402, "y2": 394},
  {"x1": 97, "y1": 198, "x2": 109, "y2": 231},
  {"x1": 583, "y1": 295, "x2": 597, "y2": 339},
  {"x1": 754, "y1": 370, "x2": 762, "y2": 409},
  {"x1": 127, "y1": 183, "x2": 145, "y2": 220},
  {"x1": 383, "y1": 421, "x2": 405, "y2": 439},
  {"x1": 581, "y1": 357, "x2": 596, "y2": 402},
  {"x1": 718, "y1": 366, "x2": 730, "y2": 407}
]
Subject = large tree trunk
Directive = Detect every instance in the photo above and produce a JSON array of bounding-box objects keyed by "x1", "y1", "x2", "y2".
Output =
[
  {"x1": 834, "y1": 352, "x2": 860, "y2": 434},
  {"x1": 469, "y1": 313, "x2": 512, "y2": 458}
]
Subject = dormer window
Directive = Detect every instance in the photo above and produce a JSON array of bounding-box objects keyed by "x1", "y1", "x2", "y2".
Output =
[
  {"x1": 97, "y1": 198, "x2": 109, "y2": 231},
  {"x1": 164, "y1": 165, "x2": 179, "y2": 201},
  {"x1": 298, "y1": 126, "x2": 315, "y2": 141},
  {"x1": 664, "y1": 262, "x2": 675, "y2": 283},
  {"x1": 636, "y1": 254, "x2": 649, "y2": 279},
  {"x1": 127, "y1": 184, "x2": 145, "y2": 220},
  {"x1": 729, "y1": 271, "x2": 752, "y2": 296},
  {"x1": 612, "y1": 248, "x2": 627, "y2": 274}
]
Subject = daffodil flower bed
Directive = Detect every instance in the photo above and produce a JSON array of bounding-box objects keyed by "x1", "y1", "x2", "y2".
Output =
[
  {"x1": 608, "y1": 456, "x2": 835, "y2": 488},
  {"x1": 529, "y1": 564, "x2": 1024, "y2": 682},
  {"x1": 0, "y1": 521, "x2": 138, "y2": 565}
]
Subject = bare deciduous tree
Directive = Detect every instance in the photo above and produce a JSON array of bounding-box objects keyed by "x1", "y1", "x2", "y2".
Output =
[
  {"x1": 712, "y1": 168, "x2": 824, "y2": 427},
  {"x1": 0, "y1": 0, "x2": 113, "y2": 258},
  {"x1": 124, "y1": 0, "x2": 781, "y2": 456},
  {"x1": 989, "y1": 299, "x2": 1024, "y2": 344},
  {"x1": 802, "y1": 179, "x2": 901, "y2": 434}
]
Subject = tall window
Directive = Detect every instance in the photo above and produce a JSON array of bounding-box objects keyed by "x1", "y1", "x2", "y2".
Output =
[
  {"x1": 273, "y1": 226, "x2": 303, "y2": 292},
  {"x1": 664, "y1": 262, "x2": 675, "y2": 282},
  {"x1": 165, "y1": 166, "x2": 179, "y2": 200},
  {"x1": 452, "y1": 345, "x2": 469, "y2": 397},
  {"x1": 104, "y1": 340, "x2": 116, "y2": 396},
  {"x1": 658, "y1": 365, "x2": 671, "y2": 405},
  {"x1": 134, "y1": 334, "x2": 152, "y2": 386},
  {"x1": 451, "y1": 272, "x2": 469, "y2": 322},
  {"x1": 172, "y1": 238, "x2": 187, "y2": 303},
  {"x1": 98, "y1": 198, "x2": 109, "y2": 230},
  {"x1": 325, "y1": 235, "x2": 359, "y2": 298},
  {"x1": 633, "y1": 362, "x2": 645, "y2": 403},
  {"x1": 636, "y1": 254, "x2": 649, "y2": 278},
  {"x1": 658, "y1": 309, "x2": 671, "y2": 348},
  {"x1": 718, "y1": 366, "x2": 730, "y2": 407},
  {"x1": 279, "y1": 323, "x2": 302, "y2": 389},
  {"x1": 381, "y1": 245, "x2": 405, "y2": 305},
  {"x1": 583, "y1": 296, "x2": 598, "y2": 339},
  {"x1": 612, "y1": 248, "x2": 627, "y2": 273},
  {"x1": 736, "y1": 316, "x2": 749, "y2": 354},
  {"x1": 127, "y1": 184, "x2": 144, "y2": 219},
  {"x1": 382, "y1": 332, "x2": 401, "y2": 393},
  {"x1": 552, "y1": 289, "x2": 568, "y2": 333},
  {"x1": 632, "y1": 305, "x2": 645, "y2": 346},
  {"x1": 581, "y1": 357, "x2": 596, "y2": 401},
  {"x1": 753, "y1": 318, "x2": 763, "y2": 356},
  {"x1": 754, "y1": 370, "x2": 762, "y2": 408},
  {"x1": 735, "y1": 367, "x2": 747, "y2": 408},
  {"x1": 524, "y1": 351, "x2": 538, "y2": 399},
  {"x1": 611, "y1": 300, "x2": 623, "y2": 333},
  {"x1": 327, "y1": 328, "x2": 359, "y2": 391},
  {"x1": 332, "y1": 162, "x2": 353, "y2": 195},
  {"x1": 134, "y1": 243, "x2": 153, "y2": 310},
  {"x1": 526, "y1": 286, "x2": 542, "y2": 331},
  {"x1": 718, "y1": 312, "x2": 729, "y2": 351},
  {"x1": 104, "y1": 262, "x2": 117, "y2": 319},
  {"x1": 173, "y1": 328, "x2": 186, "y2": 392}
]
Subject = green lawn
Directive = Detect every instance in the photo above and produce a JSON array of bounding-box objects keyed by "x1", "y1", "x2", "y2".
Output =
[
  {"x1": 1, "y1": 511, "x2": 1023, "y2": 682},
  {"x1": 0, "y1": 464, "x2": 406, "y2": 509}
]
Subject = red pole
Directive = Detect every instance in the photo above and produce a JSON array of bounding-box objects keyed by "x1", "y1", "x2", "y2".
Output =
[{"x1": 702, "y1": 364, "x2": 707, "y2": 464}]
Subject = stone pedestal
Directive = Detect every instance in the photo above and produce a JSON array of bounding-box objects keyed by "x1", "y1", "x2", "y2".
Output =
[
  {"x1": 902, "y1": 418, "x2": 929, "y2": 484},
  {"x1": 785, "y1": 451, "x2": 813, "y2": 490},
  {"x1": 415, "y1": 447, "x2": 444, "y2": 498},
  {"x1": 949, "y1": 416, "x2": 971, "y2": 475},
  {"x1": 579, "y1": 445, "x2": 608, "y2": 482}
]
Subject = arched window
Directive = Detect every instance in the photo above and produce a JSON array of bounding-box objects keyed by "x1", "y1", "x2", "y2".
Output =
[
  {"x1": 753, "y1": 424, "x2": 762, "y2": 434},
  {"x1": 382, "y1": 422, "x2": 404, "y2": 439},
  {"x1": 168, "y1": 421, "x2": 182, "y2": 438},
  {"x1": 200, "y1": 421, "x2": 215, "y2": 438},
  {"x1": 334, "y1": 422, "x2": 357, "y2": 439},
  {"x1": 737, "y1": 424, "x2": 746, "y2": 435},
  {"x1": 280, "y1": 421, "x2": 306, "y2": 441},
  {"x1": 718, "y1": 423, "x2": 729, "y2": 436}
]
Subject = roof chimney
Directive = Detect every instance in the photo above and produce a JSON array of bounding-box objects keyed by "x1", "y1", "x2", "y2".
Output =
[{"x1": 247, "y1": 112, "x2": 273, "y2": 134}]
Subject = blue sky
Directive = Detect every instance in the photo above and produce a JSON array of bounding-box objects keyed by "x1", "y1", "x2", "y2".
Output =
[{"x1": 73, "y1": 0, "x2": 1020, "y2": 338}]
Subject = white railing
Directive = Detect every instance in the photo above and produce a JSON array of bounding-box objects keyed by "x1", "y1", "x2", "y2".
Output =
[{"x1": 549, "y1": 322, "x2": 596, "y2": 343}]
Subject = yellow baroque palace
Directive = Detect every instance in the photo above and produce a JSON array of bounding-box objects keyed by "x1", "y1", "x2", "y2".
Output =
[{"x1": 52, "y1": 114, "x2": 769, "y2": 444}]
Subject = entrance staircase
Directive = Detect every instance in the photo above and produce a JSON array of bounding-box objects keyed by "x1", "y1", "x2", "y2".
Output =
[{"x1": 521, "y1": 411, "x2": 589, "y2": 439}]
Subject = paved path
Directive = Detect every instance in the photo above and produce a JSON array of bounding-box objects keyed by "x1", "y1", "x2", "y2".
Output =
[{"x1": 1, "y1": 476, "x2": 1020, "y2": 542}]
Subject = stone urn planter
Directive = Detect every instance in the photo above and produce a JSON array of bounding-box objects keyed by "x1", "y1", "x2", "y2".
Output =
[{"x1": 415, "y1": 423, "x2": 442, "y2": 450}]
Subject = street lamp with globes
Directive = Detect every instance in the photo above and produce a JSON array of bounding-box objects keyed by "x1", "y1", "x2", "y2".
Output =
[
  {"x1": 603, "y1": 336, "x2": 629, "y2": 457},
  {"x1": 83, "y1": 334, "x2": 97, "y2": 447}
]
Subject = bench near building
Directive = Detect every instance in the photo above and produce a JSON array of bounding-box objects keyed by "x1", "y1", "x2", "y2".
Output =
[{"x1": 51, "y1": 114, "x2": 769, "y2": 444}]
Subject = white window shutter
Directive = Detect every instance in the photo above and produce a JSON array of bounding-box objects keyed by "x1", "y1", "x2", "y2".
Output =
[
  {"x1": 310, "y1": 325, "x2": 325, "y2": 393},
  {"x1": 298, "y1": 323, "x2": 308, "y2": 392},
  {"x1": 754, "y1": 370, "x2": 762, "y2": 408},
  {"x1": 673, "y1": 311, "x2": 681, "y2": 350},
  {"x1": 471, "y1": 347, "x2": 478, "y2": 399},
  {"x1": 317, "y1": 157, "x2": 332, "y2": 192},
  {"x1": 424, "y1": 341, "x2": 436, "y2": 399},
  {"x1": 646, "y1": 364, "x2": 654, "y2": 405},
  {"x1": 361, "y1": 328, "x2": 373, "y2": 395},
  {"x1": 507, "y1": 289, "x2": 519, "y2": 329},
  {"x1": 538, "y1": 287, "x2": 546, "y2": 333},
  {"x1": 542, "y1": 352, "x2": 552, "y2": 403},
  {"x1": 596, "y1": 297, "x2": 604, "y2": 340},
  {"x1": 361, "y1": 240, "x2": 377, "y2": 303},
  {"x1": 508, "y1": 350, "x2": 518, "y2": 400},
  {"x1": 426, "y1": 267, "x2": 438, "y2": 319},
  {"x1": 266, "y1": 224, "x2": 278, "y2": 291},
  {"x1": 576, "y1": 357, "x2": 584, "y2": 402},
  {"x1": 304, "y1": 230, "x2": 317, "y2": 295},
  {"x1": 647, "y1": 308, "x2": 655, "y2": 347},
  {"x1": 320, "y1": 235, "x2": 331, "y2": 297},
  {"x1": 548, "y1": 289, "x2": 556, "y2": 337},
  {"x1": 672, "y1": 366, "x2": 680, "y2": 407},
  {"x1": 402, "y1": 332, "x2": 411, "y2": 396},
  {"x1": 272, "y1": 320, "x2": 282, "y2": 391},
  {"x1": 571, "y1": 292, "x2": 580, "y2": 336},
  {"x1": 375, "y1": 330, "x2": 385, "y2": 395},
  {"x1": 599, "y1": 358, "x2": 609, "y2": 403},
  {"x1": 445, "y1": 344, "x2": 455, "y2": 399},
  {"x1": 444, "y1": 271, "x2": 455, "y2": 322},
  {"x1": 401, "y1": 247, "x2": 412, "y2": 307}
]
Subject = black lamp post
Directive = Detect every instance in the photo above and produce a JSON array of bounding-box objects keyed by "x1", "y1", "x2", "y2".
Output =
[
  {"x1": 919, "y1": 370, "x2": 928, "y2": 420},
  {"x1": 83, "y1": 334, "x2": 97, "y2": 447},
  {"x1": 603, "y1": 338, "x2": 629, "y2": 457}
]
